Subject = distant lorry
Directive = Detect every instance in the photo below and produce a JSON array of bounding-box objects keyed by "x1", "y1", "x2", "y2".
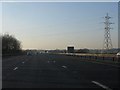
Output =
[{"x1": 67, "y1": 46, "x2": 74, "y2": 53}]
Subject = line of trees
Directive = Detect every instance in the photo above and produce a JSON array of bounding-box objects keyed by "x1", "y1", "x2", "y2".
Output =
[
  {"x1": 75, "y1": 49, "x2": 90, "y2": 53},
  {"x1": 1, "y1": 33, "x2": 22, "y2": 55}
]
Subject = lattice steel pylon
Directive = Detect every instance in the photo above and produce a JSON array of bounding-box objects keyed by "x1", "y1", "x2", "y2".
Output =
[{"x1": 103, "y1": 13, "x2": 113, "y2": 50}]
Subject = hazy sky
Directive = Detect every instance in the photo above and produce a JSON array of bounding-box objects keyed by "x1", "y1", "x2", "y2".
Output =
[{"x1": 2, "y1": 2, "x2": 118, "y2": 50}]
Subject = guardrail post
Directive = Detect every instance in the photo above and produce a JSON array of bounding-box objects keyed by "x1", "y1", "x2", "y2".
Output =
[
  {"x1": 103, "y1": 57, "x2": 104, "y2": 60},
  {"x1": 112, "y1": 57, "x2": 114, "y2": 61},
  {"x1": 116, "y1": 56, "x2": 119, "y2": 62},
  {"x1": 95, "y1": 56, "x2": 97, "y2": 60},
  {"x1": 89, "y1": 56, "x2": 91, "y2": 60}
]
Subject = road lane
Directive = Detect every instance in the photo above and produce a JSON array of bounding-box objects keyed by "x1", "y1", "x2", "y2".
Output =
[
  {"x1": 49, "y1": 54, "x2": 119, "y2": 89},
  {"x1": 2, "y1": 55, "x2": 31, "y2": 80},
  {"x1": 2, "y1": 53, "x2": 120, "y2": 88}
]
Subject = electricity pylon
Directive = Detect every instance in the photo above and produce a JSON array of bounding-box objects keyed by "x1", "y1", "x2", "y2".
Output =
[{"x1": 103, "y1": 13, "x2": 113, "y2": 50}]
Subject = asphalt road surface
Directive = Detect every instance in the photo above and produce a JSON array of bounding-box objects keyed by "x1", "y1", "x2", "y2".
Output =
[{"x1": 2, "y1": 53, "x2": 120, "y2": 89}]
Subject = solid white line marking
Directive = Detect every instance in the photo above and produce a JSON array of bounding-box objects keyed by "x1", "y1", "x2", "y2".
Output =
[
  {"x1": 92, "y1": 81, "x2": 112, "y2": 90},
  {"x1": 90, "y1": 61, "x2": 120, "y2": 68},
  {"x1": 13, "y1": 67, "x2": 18, "y2": 70},
  {"x1": 62, "y1": 66, "x2": 67, "y2": 69}
]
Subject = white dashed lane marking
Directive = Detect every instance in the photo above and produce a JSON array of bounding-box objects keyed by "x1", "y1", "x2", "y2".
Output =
[
  {"x1": 92, "y1": 81, "x2": 112, "y2": 90},
  {"x1": 22, "y1": 62, "x2": 25, "y2": 64},
  {"x1": 62, "y1": 66, "x2": 67, "y2": 69},
  {"x1": 47, "y1": 60, "x2": 56, "y2": 63},
  {"x1": 13, "y1": 67, "x2": 18, "y2": 70}
]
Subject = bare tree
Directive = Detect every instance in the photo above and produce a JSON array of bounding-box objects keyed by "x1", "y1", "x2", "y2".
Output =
[{"x1": 2, "y1": 34, "x2": 22, "y2": 55}]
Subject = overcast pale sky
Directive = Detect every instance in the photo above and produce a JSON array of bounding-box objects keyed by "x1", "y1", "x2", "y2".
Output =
[{"x1": 1, "y1": 2, "x2": 118, "y2": 50}]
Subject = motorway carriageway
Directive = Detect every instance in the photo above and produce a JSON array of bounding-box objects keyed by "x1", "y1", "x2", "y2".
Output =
[{"x1": 2, "y1": 53, "x2": 120, "y2": 89}]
